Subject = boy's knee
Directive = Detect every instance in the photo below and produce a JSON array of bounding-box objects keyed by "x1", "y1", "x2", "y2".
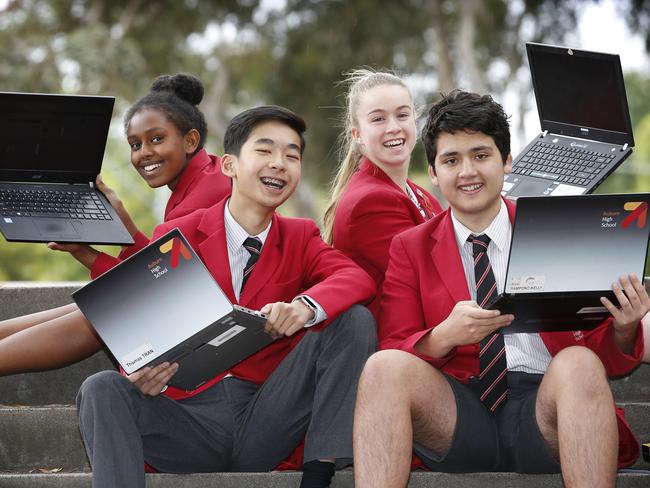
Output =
[
  {"x1": 547, "y1": 346, "x2": 608, "y2": 392},
  {"x1": 327, "y1": 304, "x2": 377, "y2": 350},
  {"x1": 77, "y1": 370, "x2": 130, "y2": 408},
  {"x1": 359, "y1": 350, "x2": 415, "y2": 391}
]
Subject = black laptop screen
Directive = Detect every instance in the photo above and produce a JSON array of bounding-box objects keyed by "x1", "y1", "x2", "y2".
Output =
[
  {"x1": 0, "y1": 93, "x2": 114, "y2": 183},
  {"x1": 527, "y1": 43, "x2": 633, "y2": 145}
]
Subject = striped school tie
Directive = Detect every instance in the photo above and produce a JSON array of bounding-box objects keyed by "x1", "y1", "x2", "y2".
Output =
[
  {"x1": 241, "y1": 237, "x2": 263, "y2": 293},
  {"x1": 470, "y1": 234, "x2": 508, "y2": 412}
]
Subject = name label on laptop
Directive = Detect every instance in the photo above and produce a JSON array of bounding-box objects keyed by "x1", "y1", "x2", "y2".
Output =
[
  {"x1": 509, "y1": 275, "x2": 545, "y2": 292},
  {"x1": 122, "y1": 343, "x2": 156, "y2": 369}
]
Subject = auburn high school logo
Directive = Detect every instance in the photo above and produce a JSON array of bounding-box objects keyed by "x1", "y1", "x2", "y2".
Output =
[
  {"x1": 622, "y1": 202, "x2": 648, "y2": 229},
  {"x1": 159, "y1": 237, "x2": 192, "y2": 268}
]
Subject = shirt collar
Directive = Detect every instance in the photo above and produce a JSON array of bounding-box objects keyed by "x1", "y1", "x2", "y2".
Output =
[
  {"x1": 451, "y1": 199, "x2": 510, "y2": 252},
  {"x1": 224, "y1": 198, "x2": 271, "y2": 255}
]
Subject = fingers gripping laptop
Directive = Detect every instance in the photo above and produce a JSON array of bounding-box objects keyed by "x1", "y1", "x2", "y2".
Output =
[
  {"x1": 0, "y1": 91, "x2": 133, "y2": 244},
  {"x1": 73, "y1": 228, "x2": 273, "y2": 391},
  {"x1": 487, "y1": 194, "x2": 650, "y2": 333},
  {"x1": 503, "y1": 43, "x2": 635, "y2": 199}
]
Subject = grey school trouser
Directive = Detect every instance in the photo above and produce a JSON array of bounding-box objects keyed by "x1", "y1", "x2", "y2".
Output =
[{"x1": 76, "y1": 305, "x2": 376, "y2": 488}]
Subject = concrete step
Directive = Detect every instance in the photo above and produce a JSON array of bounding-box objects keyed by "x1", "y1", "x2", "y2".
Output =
[
  {"x1": 0, "y1": 471, "x2": 648, "y2": 488},
  {"x1": 0, "y1": 283, "x2": 81, "y2": 321},
  {"x1": 1, "y1": 355, "x2": 645, "y2": 406},
  {"x1": 0, "y1": 352, "x2": 115, "y2": 406},
  {"x1": 0, "y1": 470, "x2": 650, "y2": 488},
  {"x1": 2, "y1": 403, "x2": 649, "y2": 473}
]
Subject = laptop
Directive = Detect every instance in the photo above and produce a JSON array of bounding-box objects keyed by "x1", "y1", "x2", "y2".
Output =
[
  {"x1": 502, "y1": 43, "x2": 635, "y2": 199},
  {"x1": 0, "y1": 91, "x2": 134, "y2": 245},
  {"x1": 73, "y1": 228, "x2": 274, "y2": 391},
  {"x1": 486, "y1": 193, "x2": 650, "y2": 333}
]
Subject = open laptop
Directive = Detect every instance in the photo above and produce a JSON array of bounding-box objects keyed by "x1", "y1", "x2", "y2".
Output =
[
  {"x1": 0, "y1": 91, "x2": 134, "y2": 244},
  {"x1": 486, "y1": 193, "x2": 650, "y2": 333},
  {"x1": 502, "y1": 43, "x2": 635, "y2": 199},
  {"x1": 73, "y1": 228, "x2": 274, "y2": 391}
]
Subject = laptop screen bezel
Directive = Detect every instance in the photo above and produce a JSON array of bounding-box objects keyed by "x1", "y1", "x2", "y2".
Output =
[
  {"x1": 526, "y1": 42, "x2": 634, "y2": 147},
  {"x1": 0, "y1": 92, "x2": 115, "y2": 184}
]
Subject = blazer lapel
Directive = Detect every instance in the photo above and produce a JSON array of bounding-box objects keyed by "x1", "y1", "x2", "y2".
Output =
[
  {"x1": 238, "y1": 213, "x2": 283, "y2": 306},
  {"x1": 196, "y1": 201, "x2": 237, "y2": 304},
  {"x1": 430, "y1": 212, "x2": 470, "y2": 303}
]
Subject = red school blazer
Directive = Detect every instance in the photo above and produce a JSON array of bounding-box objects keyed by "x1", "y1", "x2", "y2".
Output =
[
  {"x1": 90, "y1": 149, "x2": 231, "y2": 279},
  {"x1": 379, "y1": 198, "x2": 644, "y2": 467},
  {"x1": 332, "y1": 157, "x2": 442, "y2": 317},
  {"x1": 151, "y1": 197, "x2": 376, "y2": 401}
]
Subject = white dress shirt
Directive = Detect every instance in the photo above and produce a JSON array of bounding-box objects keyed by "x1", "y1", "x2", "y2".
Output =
[
  {"x1": 450, "y1": 201, "x2": 552, "y2": 374},
  {"x1": 224, "y1": 200, "x2": 326, "y2": 326}
]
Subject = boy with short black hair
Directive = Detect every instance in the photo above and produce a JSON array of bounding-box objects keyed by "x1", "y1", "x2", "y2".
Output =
[
  {"x1": 353, "y1": 90, "x2": 647, "y2": 488},
  {"x1": 77, "y1": 105, "x2": 377, "y2": 488}
]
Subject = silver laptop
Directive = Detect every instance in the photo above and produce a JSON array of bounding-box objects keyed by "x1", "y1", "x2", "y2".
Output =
[
  {"x1": 73, "y1": 228, "x2": 274, "y2": 391},
  {"x1": 0, "y1": 91, "x2": 133, "y2": 244},
  {"x1": 503, "y1": 43, "x2": 634, "y2": 199}
]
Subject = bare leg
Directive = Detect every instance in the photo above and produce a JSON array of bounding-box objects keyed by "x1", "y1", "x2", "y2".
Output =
[
  {"x1": 536, "y1": 346, "x2": 617, "y2": 488},
  {"x1": 0, "y1": 303, "x2": 79, "y2": 340},
  {"x1": 0, "y1": 309, "x2": 101, "y2": 376},
  {"x1": 353, "y1": 350, "x2": 456, "y2": 488},
  {"x1": 642, "y1": 313, "x2": 650, "y2": 362}
]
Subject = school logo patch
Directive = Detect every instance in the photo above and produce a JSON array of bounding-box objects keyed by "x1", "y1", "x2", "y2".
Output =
[
  {"x1": 622, "y1": 202, "x2": 648, "y2": 229},
  {"x1": 159, "y1": 237, "x2": 192, "y2": 268}
]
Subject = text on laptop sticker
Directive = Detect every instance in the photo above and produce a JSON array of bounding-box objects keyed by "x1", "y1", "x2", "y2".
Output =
[
  {"x1": 601, "y1": 202, "x2": 648, "y2": 229},
  {"x1": 148, "y1": 237, "x2": 193, "y2": 279},
  {"x1": 509, "y1": 275, "x2": 545, "y2": 293}
]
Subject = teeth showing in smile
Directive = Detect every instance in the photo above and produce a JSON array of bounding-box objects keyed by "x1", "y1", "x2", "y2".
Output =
[
  {"x1": 383, "y1": 139, "x2": 404, "y2": 148},
  {"x1": 460, "y1": 183, "x2": 483, "y2": 192},
  {"x1": 261, "y1": 177, "x2": 286, "y2": 190},
  {"x1": 143, "y1": 163, "x2": 162, "y2": 173}
]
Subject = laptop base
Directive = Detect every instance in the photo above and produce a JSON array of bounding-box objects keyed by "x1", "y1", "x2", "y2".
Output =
[{"x1": 488, "y1": 291, "x2": 616, "y2": 334}]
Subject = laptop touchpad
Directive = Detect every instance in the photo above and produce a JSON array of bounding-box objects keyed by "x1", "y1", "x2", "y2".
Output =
[
  {"x1": 35, "y1": 220, "x2": 79, "y2": 239},
  {"x1": 512, "y1": 179, "x2": 550, "y2": 197}
]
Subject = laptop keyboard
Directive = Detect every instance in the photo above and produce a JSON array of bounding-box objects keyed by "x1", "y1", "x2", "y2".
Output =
[
  {"x1": 0, "y1": 188, "x2": 112, "y2": 220},
  {"x1": 513, "y1": 141, "x2": 615, "y2": 186}
]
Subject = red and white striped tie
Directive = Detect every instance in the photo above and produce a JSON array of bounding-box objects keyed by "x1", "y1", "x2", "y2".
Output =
[{"x1": 470, "y1": 234, "x2": 508, "y2": 412}]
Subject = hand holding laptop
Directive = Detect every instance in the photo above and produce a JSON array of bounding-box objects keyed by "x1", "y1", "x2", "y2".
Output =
[
  {"x1": 425, "y1": 301, "x2": 514, "y2": 358},
  {"x1": 600, "y1": 273, "x2": 650, "y2": 354},
  {"x1": 128, "y1": 361, "x2": 179, "y2": 396},
  {"x1": 260, "y1": 300, "x2": 315, "y2": 339}
]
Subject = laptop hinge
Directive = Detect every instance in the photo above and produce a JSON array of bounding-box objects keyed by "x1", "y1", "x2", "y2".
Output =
[
  {"x1": 540, "y1": 130, "x2": 548, "y2": 138},
  {"x1": 622, "y1": 143, "x2": 629, "y2": 152}
]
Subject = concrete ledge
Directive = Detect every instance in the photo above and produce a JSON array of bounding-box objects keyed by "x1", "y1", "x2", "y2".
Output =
[
  {"x1": 0, "y1": 283, "x2": 84, "y2": 321},
  {"x1": 2, "y1": 403, "x2": 649, "y2": 472},
  {"x1": 0, "y1": 471, "x2": 649, "y2": 488}
]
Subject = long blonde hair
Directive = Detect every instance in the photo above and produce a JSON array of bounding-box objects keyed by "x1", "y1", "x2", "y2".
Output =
[{"x1": 322, "y1": 68, "x2": 411, "y2": 244}]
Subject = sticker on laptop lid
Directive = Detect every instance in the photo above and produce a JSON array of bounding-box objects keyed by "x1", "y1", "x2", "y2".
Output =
[
  {"x1": 550, "y1": 184, "x2": 586, "y2": 196},
  {"x1": 508, "y1": 275, "x2": 545, "y2": 292},
  {"x1": 121, "y1": 343, "x2": 156, "y2": 370},
  {"x1": 576, "y1": 306, "x2": 608, "y2": 314},
  {"x1": 208, "y1": 325, "x2": 246, "y2": 348}
]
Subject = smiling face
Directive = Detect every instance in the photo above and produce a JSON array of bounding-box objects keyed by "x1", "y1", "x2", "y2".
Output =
[
  {"x1": 430, "y1": 130, "x2": 512, "y2": 232},
  {"x1": 126, "y1": 108, "x2": 199, "y2": 190},
  {"x1": 351, "y1": 84, "x2": 416, "y2": 173},
  {"x1": 222, "y1": 120, "x2": 302, "y2": 219}
]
